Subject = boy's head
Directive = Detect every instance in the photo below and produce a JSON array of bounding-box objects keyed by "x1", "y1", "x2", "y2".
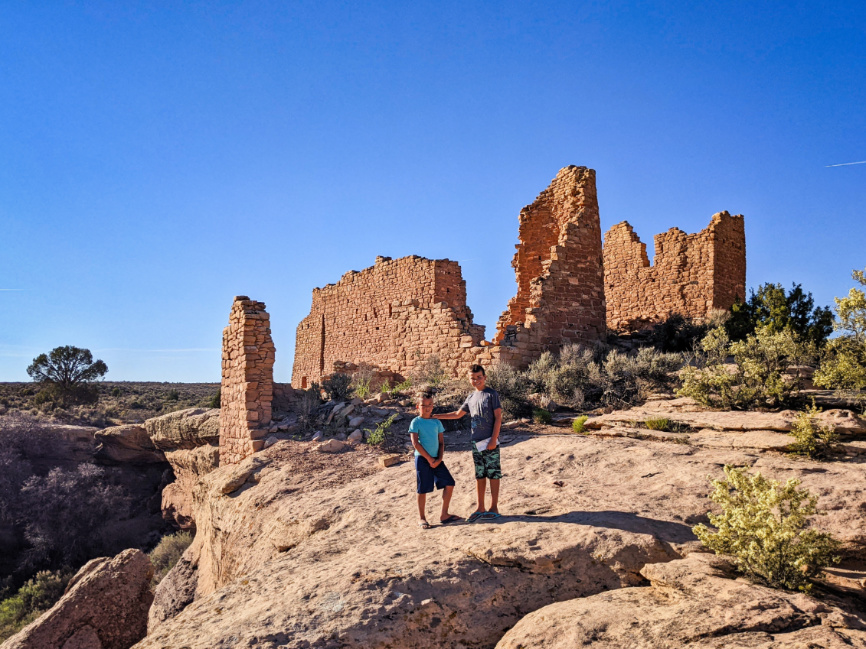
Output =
[
  {"x1": 469, "y1": 364, "x2": 486, "y2": 391},
  {"x1": 416, "y1": 391, "x2": 434, "y2": 418}
]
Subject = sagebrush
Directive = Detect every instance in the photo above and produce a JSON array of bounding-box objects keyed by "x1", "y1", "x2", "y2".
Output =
[{"x1": 488, "y1": 343, "x2": 681, "y2": 419}]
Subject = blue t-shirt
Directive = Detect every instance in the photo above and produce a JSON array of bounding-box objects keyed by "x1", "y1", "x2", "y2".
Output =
[
  {"x1": 408, "y1": 416, "x2": 445, "y2": 458},
  {"x1": 460, "y1": 387, "x2": 502, "y2": 442}
]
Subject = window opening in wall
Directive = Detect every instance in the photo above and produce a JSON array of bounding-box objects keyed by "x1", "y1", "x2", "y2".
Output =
[{"x1": 301, "y1": 377, "x2": 308, "y2": 389}]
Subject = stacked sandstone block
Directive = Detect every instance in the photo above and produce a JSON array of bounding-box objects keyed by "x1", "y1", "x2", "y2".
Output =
[
  {"x1": 292, "y1": 256, "x2": 486, "y2": 387},
  {"x1": 220, "y1": 296, "x2": 275, "y2": 465},
  {"x1": 603, "y1": 211, "x2": 746, "y2": 332},
  {"x1": 494, "y1": 166, "x2": 607, "y2": 368}
]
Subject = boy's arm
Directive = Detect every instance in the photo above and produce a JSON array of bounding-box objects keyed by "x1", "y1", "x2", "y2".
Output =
[
  {"x1": 410, "y1": 433, "x2": 436, "y2": 464},
  {"x1": 433, "y1": 408, "x2": 467, "y2": 420},
  {"x1": 489, "y1": 407, "x2": 502, "y2": 449}
]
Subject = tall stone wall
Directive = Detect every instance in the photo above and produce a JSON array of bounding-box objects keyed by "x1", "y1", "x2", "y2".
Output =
[
  {"x1": 603, "y1": 211, "x2": 746, "y2": 332},
  {"x1": 291, "y1": 256, "x2": 487, "y2": 387},
  {"x1": 493, "y1": 166, "x2": 606, "y2": 367},
  {"x1": 220, "y1": 296, "x2": 275, "y2": 465}
]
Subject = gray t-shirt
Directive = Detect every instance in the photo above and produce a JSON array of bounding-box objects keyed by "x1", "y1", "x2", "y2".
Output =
[{"x1": 460, "y1": 387, "x2": 502, "y2": 442}]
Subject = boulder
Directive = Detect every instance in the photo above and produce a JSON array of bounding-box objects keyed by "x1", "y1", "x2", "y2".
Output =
[
  {"x1": 3, "y1": 549, "x2": 153, "y2": 649},
  {"x1": 94, "y1": 424, "x2": 166, "y2": 464},
  {"x1": 348, "y1": 416, "x2": 365, "y2": 428},
  {"x1": 496, "y1": 553, "x2": 866, "y2": 648},
  {"x1": 148, "y1": 553, "x2": 198, "y2": 633},
  {"x1": 347, "y1": 429, "x2": 363, "y2": 444},
  {"x1": 145, "y1": 408, "x2": 219, "y2": 451},
  {"x1": 316, "y1": 439, "x2": 345, "y2": 453}
]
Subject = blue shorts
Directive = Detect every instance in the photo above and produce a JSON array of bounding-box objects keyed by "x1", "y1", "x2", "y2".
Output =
[{"x1": 415, "y1": 456, "x2": 455, "y2": 494}]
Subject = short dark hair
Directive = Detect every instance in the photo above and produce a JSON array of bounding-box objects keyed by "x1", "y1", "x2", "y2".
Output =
[
  {"x1": 417, "y1": 390, "x2": 434, "y2": 402},
  {"x1": 469, "y1": 364, "x2": 485, "y2": 375}
]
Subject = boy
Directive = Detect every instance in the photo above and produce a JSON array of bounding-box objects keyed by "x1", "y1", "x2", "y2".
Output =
[
  {"x1": 409, "y1": 391, "x2": 462, "y2": 529},
  {"x1": 435, "y1": 364, "x2": 502, "y2": 522}
]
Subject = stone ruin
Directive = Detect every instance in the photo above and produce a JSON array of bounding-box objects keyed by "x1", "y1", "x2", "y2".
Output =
[
  {"x1": 219, "y1": 297, "x2": 275, "y2": 465},
  {"x1": 218, "y1": 166, "x2": 746, "y2": 463},
  {"x1": 291, "y1": 256, "x2": 488, "y2": 389},
  {"x1": 603, "y1": 211, "x2": 746, "y2": 332},
  {"x1": 493, "y1": 166, "x2": 606, "y2": 365}
]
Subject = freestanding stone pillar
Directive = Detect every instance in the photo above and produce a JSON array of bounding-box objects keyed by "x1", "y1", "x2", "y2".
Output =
[{"x1": 219, "y1": 296, "x2": 275, "y2": 465}]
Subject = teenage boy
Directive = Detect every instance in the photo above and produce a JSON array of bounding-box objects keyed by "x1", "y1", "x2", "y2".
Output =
[
  {"x1": 409, "y1": 391, "x2": 462, "y2": 529},
  {"x1": 435, "y1": 364, "x2": 502, "y2": 522}
]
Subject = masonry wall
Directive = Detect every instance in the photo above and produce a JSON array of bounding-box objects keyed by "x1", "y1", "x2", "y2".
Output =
[
  {"x1": 603, "y1": 211, "x2": 746, "y2": 332},
  {"x1": 220, "y1": 296, "x2": 275, "y2": 464},
  {"x1": 494, "y1": 166, "x2": 606, "y2": 367},
  {"x1": 291, "y1": 256, "x2": 487, "y2": 387}
]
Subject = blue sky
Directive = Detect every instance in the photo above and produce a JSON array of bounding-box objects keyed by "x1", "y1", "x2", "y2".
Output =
[{"x1": 1, "y1": 1, "x2": 864, "y2": 382}]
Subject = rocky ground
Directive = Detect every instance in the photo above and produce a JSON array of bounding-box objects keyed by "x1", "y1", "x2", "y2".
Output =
[
  {"x1": 5, "y1": 395, "x2": 866, "y2": 649},
  {"x1": 135, "y1": 396, "x2": 865, "y2": 649}
]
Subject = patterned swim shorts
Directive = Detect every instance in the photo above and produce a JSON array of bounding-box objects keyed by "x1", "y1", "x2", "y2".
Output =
[{"x1": 472, "y1": 446, "x2": 502, "y2": 480}]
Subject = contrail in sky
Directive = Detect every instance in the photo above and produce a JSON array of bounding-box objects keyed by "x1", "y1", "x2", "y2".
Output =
[{"x1": 826, "y1": 161, "x2": 866, "y2": 167}]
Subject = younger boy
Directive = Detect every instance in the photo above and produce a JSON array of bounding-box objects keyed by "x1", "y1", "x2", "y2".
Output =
[
  {"x1": 409, "y1": 391, "x2": 462, "y2": 529},
  {"x1": 435, "y1": 364, "x2": 502, "y2": 522}
]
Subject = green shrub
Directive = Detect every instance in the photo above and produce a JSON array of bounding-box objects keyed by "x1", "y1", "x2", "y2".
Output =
[
  {"x1": 532, "y1": 408, "x2": 552, "y2": 425},
  {"x1": 814, "y1": 269, "x2": 866, "y2": 405},
  {"x1": 166, "y1": 389, "x2": 179, "y2": 402},
  {"x1": 571, "y1": 415, "x2": 588, "y2": 434},
  {"x1": 644, "y1": 417, "x2": 670, "y2": 431},
  {"x1": 693, "y1": 465, "x2": 840, "y2": 592},
  {"x1": 0, "y1": 569, "x2": 72, "y2": 641},
  {"x1": 788, "y1": 403, "x2": 840, "y2": 459},
  {"x1": 208, "y1": 389, "x2": 221, "y2": 409},
  {"x1": 726, "y1": 283, "x2": 834, "y2": 346},
  {"x1": 678, "y1": 326, "x2": 813, "y2": 410},
  {"x1": 322, "y1": 373, "x2": 353, "y2": 402},
  {"x1": 365, "y1": 414, "x2": 398, "y2": 446},
  {"x1": 352, "y1": 378, "x2": 371, "y2": 400},
  {"x1": 649, "y1": 312, "x2": 728, "y2": 353},
  {"x1": 148, "y1": 531, "x2": 193, "y2": 586}
]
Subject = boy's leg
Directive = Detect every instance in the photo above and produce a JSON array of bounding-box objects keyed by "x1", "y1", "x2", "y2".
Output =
[
  {"x1": 475, "y1": 478, "x2": 487, "y2": 513},
  {"x1": 417, "y1": 492, "x2": 427, "y2": 524},
  {"x1": 440, "y1": 485, "x2": 454, "y2": 521},
  {"x1": 488, "y1": 479, "x2": 500, "y2": 514},
  {"x1": 471, "y1": 448, "x2": 487, "y2": 514},
  {"x1": 485, "y1": 447, "x2": 502, "y2": 514}
]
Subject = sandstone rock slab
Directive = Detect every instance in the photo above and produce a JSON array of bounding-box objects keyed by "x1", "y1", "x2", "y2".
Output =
[
  {"x1": 145, "y1": 408, "x2": 219, "y2": 451},
  {"x1": 94, "y1": 424, "x2": 166, "y2": 464},
  {"x1": 132, "y1": 431, "x2": 866, "y2": 649},
  {"x1": 496, "y1": 553, "x2": 866, "y2": 649}
]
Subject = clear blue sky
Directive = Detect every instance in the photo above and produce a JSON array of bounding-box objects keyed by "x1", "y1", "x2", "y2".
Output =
[{"x1": 1, "y1": 1, "x2": 863, "y2": 382}]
